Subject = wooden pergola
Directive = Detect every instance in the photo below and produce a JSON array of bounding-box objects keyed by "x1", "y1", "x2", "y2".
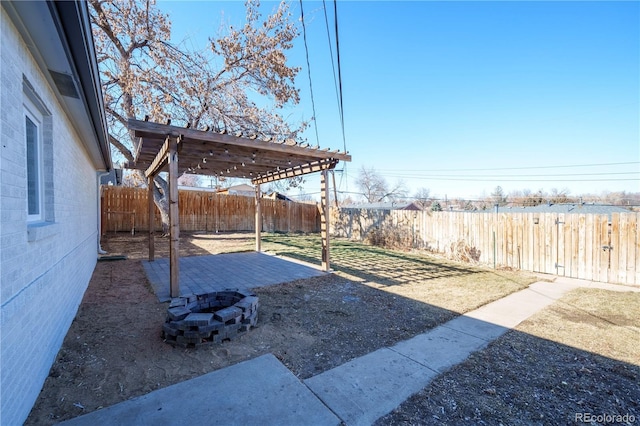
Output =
[{"x1": 126, "y1": 118, "x2": 351, "y2": 298}]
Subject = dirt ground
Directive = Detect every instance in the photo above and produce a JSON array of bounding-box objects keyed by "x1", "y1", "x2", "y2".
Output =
[
  {"x1": 378, "y1": 288, "x2": 640, "y2": 425},
  {"x1": 25, "y1": 232, "x2": 637, "y2": 425}
]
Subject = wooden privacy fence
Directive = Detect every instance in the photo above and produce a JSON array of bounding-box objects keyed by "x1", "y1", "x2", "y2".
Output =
[
  {"x1": 331, "y1": 208, "x2": 640, "y2": 286},
  {"x1": 101, "y1": 186, "x2": 320, "y2": 234}
]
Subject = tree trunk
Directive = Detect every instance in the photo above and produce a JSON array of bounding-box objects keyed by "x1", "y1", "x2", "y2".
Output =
[
  {"x1": 155, "y1": 191, "x2": 170, "y2": 236},
  {"x1": 133, "y1": 169, "x2": 170, "y2": 236},
  {"x1": 152, "y1": 174, "x2": 171, "y2": 236}
]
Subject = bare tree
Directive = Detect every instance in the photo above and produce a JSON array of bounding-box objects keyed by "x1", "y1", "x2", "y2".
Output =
[
  {"x1": 89, "y1": 0, "x2": 306, "y2": 233},
  {"x1": 355, "y1": 166, "x2": 407, "y2": 203},
  {"x1": 266, "y1": 178, "x2": 302, "y2": 195},
  {"x1": 177, "y1": 173, "x2": 200, "y2": 187},
  {"x1": 509, "y1": 188, "x2": 543, "y2": 207},
  {"x1": 549, "y1": 187, "x2": 574, "y2": 204},
  {"x1": 413, "y1": 187, "x2": 431, "y2": 209},
  {"x1": 490, "y1": 185, "x2": 508, "y2": 206}
]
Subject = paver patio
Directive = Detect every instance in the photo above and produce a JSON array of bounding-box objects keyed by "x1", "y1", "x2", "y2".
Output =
[{"x1": 142, "y1": 251, "x2": 326, "y2": 302}]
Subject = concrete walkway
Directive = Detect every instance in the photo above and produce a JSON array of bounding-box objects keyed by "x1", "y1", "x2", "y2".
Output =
[
  {"x1": 61, "y1": 277, "x2": 638, "y2": 426},
  {"x1": 143, "y1": 252, "x2": 326, "y2": 302}
]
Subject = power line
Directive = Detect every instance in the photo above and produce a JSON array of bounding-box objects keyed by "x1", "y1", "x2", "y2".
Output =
[
  {"x1": 322, "y1": 0, "x2": 340, "y2": 126},
  {"x1": 299, "y1": 0, "x2": 320, "y2": 147},
  {"x1": 380, "y1": 176, "x2": 639, "y2": 183},
  {"x1": 383, "y1": 171, "x2": 639, "y2": 178},
  {"x1": 374, "y1": 161, "x2": 640, "y2": 174},
  {"x1": 333, "y1": 0, "x2": 346, "y2": 154}
]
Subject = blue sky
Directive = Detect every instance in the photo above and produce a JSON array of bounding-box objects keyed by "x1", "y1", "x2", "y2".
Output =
[{"x1": 159, "y1": 1, "x2": 639, "y2": 201}]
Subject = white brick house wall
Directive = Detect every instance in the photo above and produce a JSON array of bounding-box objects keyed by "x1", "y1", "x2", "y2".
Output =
[{"x1": 0, "y1": 4, "x2": 109, "y2": 424}]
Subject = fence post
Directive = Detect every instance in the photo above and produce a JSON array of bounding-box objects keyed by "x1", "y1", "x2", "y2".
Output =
[
  {"x1": 148, "y1": 175, "x2": 155, "y2": 261},
  {"x1": 255, "y1": 184, "x2": 261, "y2": 252},
  {"x1": 168, "y1": 136, "x2": 180, "y2": 298},
  {"x1": 321, "y1": 170, "x2": 330, "y2": 271}
]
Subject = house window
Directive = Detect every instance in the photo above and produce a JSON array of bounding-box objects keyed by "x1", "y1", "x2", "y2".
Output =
[
  {"x1": 25, "y1": 104, "x2": 43, "y2": 221},
  {"x1": 23, "y1": 75, "x2": 53, "y2": 225}
]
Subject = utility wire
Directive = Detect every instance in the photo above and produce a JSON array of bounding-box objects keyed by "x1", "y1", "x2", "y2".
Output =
[
  {"x1": 383, "y1": 172, "x2": 639, "y2": 178},
  {"x1": 322, "y1": 0, "x2": 341, "y2": 125},
  {"x1": 299, "y1": 0, "x2": 320, "y2": 148},
  {"x1": 333, "y1": 0, "x2": 346, "y2": 154},
  {"x1": 378, "y1": 176, "x2": 639, "y2": 182},
  {"x1": 376, "y1": 161, "x2": 640, "y2": 173},
  {"x1": 332, "y1": 0, "x2": 349, "y2": 194}
]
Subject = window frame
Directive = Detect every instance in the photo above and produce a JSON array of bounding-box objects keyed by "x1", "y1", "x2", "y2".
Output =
[{"x1": 24, "y1": 99, "x2": 44, "y2": 222}]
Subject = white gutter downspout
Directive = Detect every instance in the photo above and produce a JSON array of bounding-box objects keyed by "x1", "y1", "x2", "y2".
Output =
[{"x1": 97, "y1": 171, "x2": 110, "y2": 255}]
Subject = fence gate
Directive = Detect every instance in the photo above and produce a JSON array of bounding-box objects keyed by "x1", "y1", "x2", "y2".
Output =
[
  {"x1": 498, "y1": 212, "x2": 628, "y2": 283},
  {"x1": 600, "y1": 217, "x2": 612, "y2": 283},
  {"x1": 552, "y1": 214, "x2": 613, "y2": 282}
]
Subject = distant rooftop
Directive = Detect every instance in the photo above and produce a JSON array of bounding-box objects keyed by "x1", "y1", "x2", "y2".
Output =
[
  {"x1": 500, "y1": 203, "x2": 630, "y2": 216},
  {"x1": 342, "y1": 201, "x2": 422, "y2": 211}
]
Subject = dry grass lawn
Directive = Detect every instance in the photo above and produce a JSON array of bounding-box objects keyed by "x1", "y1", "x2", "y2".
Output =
[{"x1": 378, "y1": 287, "x2": 640, "y2": 425}]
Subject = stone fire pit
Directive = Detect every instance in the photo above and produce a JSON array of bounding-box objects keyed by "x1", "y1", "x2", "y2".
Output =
[{"x1": 162, "y1": 289, "x2": 259, "y2": 348}]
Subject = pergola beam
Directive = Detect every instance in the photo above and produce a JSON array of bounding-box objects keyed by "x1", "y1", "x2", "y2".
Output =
[
  {"x1": 251, "y1": 158, "x2": 338, "y2": 185},
  {"x1": 144, "y1": 136, "x2": 170, "y2": 178},
  {"x1": 144, "y1": 132, "x2": 182, "y2": 178},
  {"x1": 129, "y1": 119, "x2": 351, "y2": 162}
]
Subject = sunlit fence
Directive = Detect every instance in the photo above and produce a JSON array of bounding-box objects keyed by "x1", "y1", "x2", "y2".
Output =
[
  {"x1": 331, "y1": 208, "x2": 640, "y2": 286},
  {"x1": 101, "y1": 186, "x2": 320, "y2": 234}
]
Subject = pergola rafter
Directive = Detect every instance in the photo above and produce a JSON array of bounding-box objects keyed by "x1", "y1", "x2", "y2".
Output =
[
  {"x1": 128, "y1": 119, "x2": 350, "y2": 182},
  {"x1": 126, "y1": 118, "x2": 351, "y2": 298}
]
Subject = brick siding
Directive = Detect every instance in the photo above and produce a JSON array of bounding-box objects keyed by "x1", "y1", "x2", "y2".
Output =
[{"x1": 1, "y1": 8, "x2": 101, "y2": 424}]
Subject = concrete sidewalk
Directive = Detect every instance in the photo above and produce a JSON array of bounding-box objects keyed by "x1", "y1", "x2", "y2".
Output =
[
  {"x1": 60, "y1": 278, "x2": 637, "y2": 426},
  {"x1": 61, "y1": 354, "x2": 341, "y2": 426}
]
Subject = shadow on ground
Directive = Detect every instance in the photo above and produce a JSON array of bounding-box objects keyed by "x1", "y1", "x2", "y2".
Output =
[
  {"x1": 378, "y1": 324, "x2": 639, "y2": 425},
  {"x1": 28, "y1": 232, "x2": 637, "y2": 425},
  {"x1": 261, "y1": 234, "x2": 479, "y2": 286}
]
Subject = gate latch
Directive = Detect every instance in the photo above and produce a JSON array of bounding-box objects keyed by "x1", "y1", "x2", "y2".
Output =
[{"x1": 602, "y1": 245, "x2": 613, "y2": 251}]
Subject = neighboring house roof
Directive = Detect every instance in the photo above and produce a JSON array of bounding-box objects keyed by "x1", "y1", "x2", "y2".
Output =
[
  {"x1": 265, "y1": 192, "x2": 294, "y2": 202},
  {"x1": 178, "y1": 186, "x2": 218, "y2": 192},
  {"x1": 217, "y1": 184, "x2": 256, "y2": 196},
  {"x1": 343, "y1": 202, "x2": 423, "y2": 211},
  {"x1": 4, "y1": 0, "x2": 111, "y2": 170},
  {"x1": 502, "y1": 203, "x2": 630, "y2": 215}
]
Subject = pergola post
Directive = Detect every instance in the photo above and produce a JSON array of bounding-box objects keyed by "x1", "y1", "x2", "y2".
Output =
[
  {"x1": 321, "y1": 169, "x2": 330, "y2": 271},
  {"x1": 255, "y1": 183, "x2": 261, "y2": 252},
  {"x1": 148, "y1": 175, "x2": 155, "y2": 261},
  {"x1": 168, "y1": 136, "x2": 180, "y2": 298}
]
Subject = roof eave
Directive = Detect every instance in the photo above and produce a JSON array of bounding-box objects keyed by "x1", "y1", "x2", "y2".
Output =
[{"x1": 4, "y1": 0, "x2": 111, "y2": 171}]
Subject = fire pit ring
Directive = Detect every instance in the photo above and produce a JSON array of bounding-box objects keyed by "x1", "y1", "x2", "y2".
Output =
[{"x1": 162, "y1": 289, "x2": 259, "y2": 348}]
